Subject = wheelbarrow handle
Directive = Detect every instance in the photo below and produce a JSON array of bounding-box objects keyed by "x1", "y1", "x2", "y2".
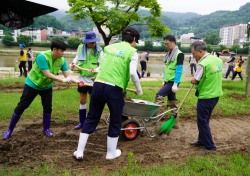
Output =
[
  {"x1": 126, "y1": 88, "x2": 137, "y2": 93},
  {"x1": 74, "y1": 64, "x2": 99, "y2": 73}
]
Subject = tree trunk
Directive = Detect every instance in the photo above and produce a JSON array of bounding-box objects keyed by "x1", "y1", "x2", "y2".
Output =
[{"x1": 245, "y1": 51, "x2": 250, "y2": 97}]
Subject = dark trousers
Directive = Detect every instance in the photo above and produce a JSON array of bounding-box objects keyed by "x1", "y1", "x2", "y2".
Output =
[
  {"x1": 28, "y1": 61, "x2": 32, "y2": 72},
  {"x1": 197, "y1": 97, "x2": 219, "y2": 150},
  {"x1": 224, "y1": 65, "x2": 234, "y2": 78},
  {"x1": 82, "y1": 82, "x2": 124, "y2": 137},
  {"x1": 140, "y1": 61, "x2": 147, "y2": 72},
  {"x1": 156, "y1": 82, "x2": 176, "y2": 101},
  {"x1": 232, "y1": 72, "x2": 243, "y2": 80},
  {"x1": 14, "y1": 85, "x2": 52, "y2": 115},
  {"x1": 140, "y1": 61, "x2": 147, "y2": 78},
  {"x1": 190, "y1": 63, "x2": 196, "y2": 75},
  {"x1": 19, "y1": 61, "x2": 27, "y2": 77}
]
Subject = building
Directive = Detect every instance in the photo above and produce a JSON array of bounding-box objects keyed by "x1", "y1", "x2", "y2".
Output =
[
  {"x1": 0, "y1": 30, "x2": 4, "y2": 40},
  {"x1": 180, "y1": 33, "x2": 194, "y2": 47},
  {"x1": 14, "y1": 28, "x2": 42, "y2": 42},
  {"x1": 219, "y1": 23, "x2": 247, "y2": 47}
]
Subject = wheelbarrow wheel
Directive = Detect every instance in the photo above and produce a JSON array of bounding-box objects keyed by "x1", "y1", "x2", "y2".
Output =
[{"x1": 121, "y1": 119, "x2": 140, "y2": 141}]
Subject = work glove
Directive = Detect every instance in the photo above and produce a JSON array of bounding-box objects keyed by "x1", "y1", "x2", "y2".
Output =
[
  {"x1": 171, "y1": 83, "x2": 178, "y2": 93},
  {"x1": 136, "y1": 89, "x2": 143, "y2": 96},
  {"x1": 233, "y1": 66, "x2": 238, "y2": 71},
  {"x1": 78, "y1": 80, "x2": 86, "y2": 87},
  {"x1": 62, "y1": 76, "x2": 71, "y2": 83},
  {"x1": 88, "y1": 68, "x2": 95, "y2": 74}
]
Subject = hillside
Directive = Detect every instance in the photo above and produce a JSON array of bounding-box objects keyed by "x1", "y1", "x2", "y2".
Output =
[
  {"x1": 180, "y1": 2, "x2": 250, "y2": 38},
  {"x1": 2, "y1": 3, "x2": 249, "y2": 40}
]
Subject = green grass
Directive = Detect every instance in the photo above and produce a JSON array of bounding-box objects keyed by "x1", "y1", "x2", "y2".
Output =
[
  {"x1": 110, "y1": 152, "x2": 250, "y2": 176},
  {"x1": 0, "y1": 79, "x2": 249, "y2": 122}
]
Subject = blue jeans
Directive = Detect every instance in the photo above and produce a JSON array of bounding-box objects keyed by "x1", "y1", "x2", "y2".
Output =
[{"x1": 156, "y1": 82, "x2": 176, "y2": 101}]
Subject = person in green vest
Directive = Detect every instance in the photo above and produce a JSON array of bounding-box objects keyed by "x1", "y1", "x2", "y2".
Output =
[
  {"x1": 155, "y1": 35, "x2": 184, "y2": 129},
  {"x1": 190, "y1": 41, "x2": 223, "y2": 153},
  {"x1": 3, "y1": 40, "x2": 77, "y2": 139},
  {"x1": 73, "y1": 27, "x2": 143, "y2": 160},
  {"x1": 70, "y1": 31, "x2": 103, "y2": 130}
]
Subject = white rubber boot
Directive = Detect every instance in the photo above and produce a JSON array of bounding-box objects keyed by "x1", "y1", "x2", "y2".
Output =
[
  {"x1": 73, "y1": 133, "x2": 89, "y2": 160},
  {"x1": 106, "y1": 136, "x2": 121, "y2": 160}
]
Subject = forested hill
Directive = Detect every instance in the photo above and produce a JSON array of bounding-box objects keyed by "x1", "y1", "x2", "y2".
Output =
[
  {"x1": 1, "y1": 2, "x2": 248, "y2": 39},
  {"x1": 180, "y1": 2, "x2": 250, "y2": 38},
  {"x1": 48, "y1": 2, "x2": 249, "y2": 38}
]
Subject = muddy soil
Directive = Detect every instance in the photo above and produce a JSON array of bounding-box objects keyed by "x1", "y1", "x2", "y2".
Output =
[{"x1": 0, "y1": 115, "x2": 249, "y2": 175}]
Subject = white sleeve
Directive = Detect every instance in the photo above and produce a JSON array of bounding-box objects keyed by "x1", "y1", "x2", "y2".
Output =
[
  {"x1": 72, "y1": 46, "x2": 81, "y2": 64},
  {"x1": 130, "y1": 52, "x2": 142, "y2": 94},
  {"x1": 95, "y1": 50, "x2": 103, "y2": 72}
]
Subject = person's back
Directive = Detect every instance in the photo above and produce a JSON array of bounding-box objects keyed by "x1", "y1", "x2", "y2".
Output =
[
  {"x1": 140, "y1": 52, "x2": 149, "y2": 62},
  {"x1": 97, "y1": 41, "x2": 136, "y2": 89}
]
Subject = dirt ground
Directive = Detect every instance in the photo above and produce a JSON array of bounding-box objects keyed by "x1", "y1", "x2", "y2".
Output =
[
  {"x1": 0, "y1": 83, "x2": 249, "y2": 174},
  {"x1": 0, "y1": 114, "x2": 249, "y2": 175}
]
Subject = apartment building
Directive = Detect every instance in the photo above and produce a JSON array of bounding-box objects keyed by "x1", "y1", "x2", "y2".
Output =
[{"x1": 220, "y1": 23, "x2": 247, "y2": 47}]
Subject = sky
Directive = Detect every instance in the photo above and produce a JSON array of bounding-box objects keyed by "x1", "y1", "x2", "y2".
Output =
[{"x1": 28, "y1": 0, "x2": 249, "y2": 15}]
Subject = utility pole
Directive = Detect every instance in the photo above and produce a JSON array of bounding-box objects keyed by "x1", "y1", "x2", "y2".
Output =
[{"x1": 246, "y1": 22, "x2": 250, "y2": 97}]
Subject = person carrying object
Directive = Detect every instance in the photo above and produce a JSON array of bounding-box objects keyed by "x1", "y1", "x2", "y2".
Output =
[
  {"x1": 3, "y1": 40, "x2": 78, "y2": 139},
  {"x1": 73, "y1": 27, "x2": 143, "y2": 161},
  {"x1": 69, "y1": 31, "x2": 103, "y2": 130}
]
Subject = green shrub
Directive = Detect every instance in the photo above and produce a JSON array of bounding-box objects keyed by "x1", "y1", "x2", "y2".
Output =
[
  {"x1": 66, "y1": 37, "x2": 82, "y2": 49},
  {"x1": 2, "y1": 35, "x2": 14, "y2": 46}
]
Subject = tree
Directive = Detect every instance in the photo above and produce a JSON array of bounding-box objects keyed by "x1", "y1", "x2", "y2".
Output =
[
  {"x1": 17, "y1": 35, "x2": 31, "y2": 46},
  {"x1": 2, "y1": 35, "x2": 14, "y2": 46},
  {"x1": 68, "y1": 0, "x2": 169, "y2": 46},
  {"x1": 230, "y1": 44, "x2": 240, "y2": 54},
  {"x1": 50, "y1": 36, "x2": 65, "y2": 43},
  {"x1": 66, "y1": 37, "x2": 82, "y2": 49},
  {"x1": 33, "y1": 15, "x2": 65, "y2": 30},
  {"x1": 246, "y1": 22, "x2": 250, "y2": 97},
  {"x1": 219, "y1": 44, "x2": 227, "y2": 51},
  {"x1": 204, "y1": 33, "x2": 221, "y2": 45},
  {"x1": 144, "y1": 39, "x2": 153, "y2": 51}
]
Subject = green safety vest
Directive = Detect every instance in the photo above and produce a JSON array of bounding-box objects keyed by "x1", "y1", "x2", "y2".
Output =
[
  {"x1": 163, "y1": 50, "x2": 182, "y2": 82},
  {"x1": 29, "y1": 50, "x2": 65, "y2": 88},
  {"x1": 96, "y1": 42, "x2": 136, "y2": 90},
  {"x1": 196, "y1": 55, "x2": 223, "y2": 99},
  {"x1": 77, "y1": 44, "x2": 101, "y2": 77}
]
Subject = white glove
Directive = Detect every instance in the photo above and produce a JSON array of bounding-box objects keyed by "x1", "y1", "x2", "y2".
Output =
[
  {"x1": 171, "y1": 83, "x2": 178, "y2": 93},
  {"x1": 62, "y1": 76, "x2": 71, "y2": 83},
  {"x1": 233, "y1": 66, "x2": 238, "y2": 71},
  {"x1": 136, "y1": 89, "x2": 143, "y2": 96}
]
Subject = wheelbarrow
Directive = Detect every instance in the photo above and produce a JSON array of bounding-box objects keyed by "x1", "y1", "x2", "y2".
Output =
[{"x1": 107, "y1": 99, "x2": 177, "y2": 141}]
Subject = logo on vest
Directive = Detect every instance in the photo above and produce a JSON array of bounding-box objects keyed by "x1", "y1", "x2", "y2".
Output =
[{"x1": 118, "y1": 50, "x2": 124, "y2": 54}]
